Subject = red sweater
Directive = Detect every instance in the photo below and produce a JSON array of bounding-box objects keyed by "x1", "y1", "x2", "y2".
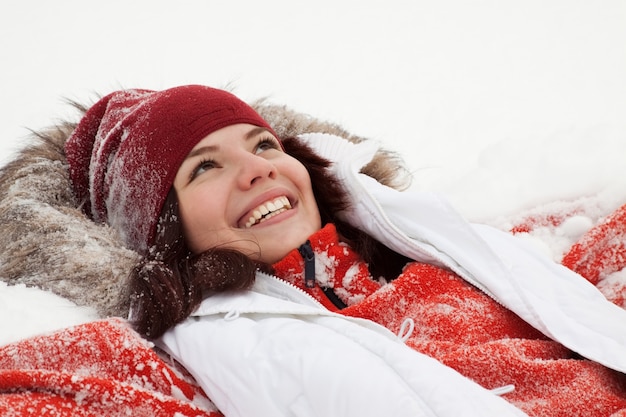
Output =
[{"x1": 273, "y1": 224, "x2": 626, "y2": 417}]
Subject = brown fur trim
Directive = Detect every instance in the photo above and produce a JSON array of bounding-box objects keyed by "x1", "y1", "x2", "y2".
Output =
[
  {"x1": 0, "y1": 119, "x2": 138, "y2": 317},
  {"x1": 0, "y1": 97, "x2": 412, "y2": 318}
]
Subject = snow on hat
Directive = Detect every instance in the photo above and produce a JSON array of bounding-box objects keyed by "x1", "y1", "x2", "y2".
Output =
[{"x1": 65, "y1": 84, "x2": 277, "y2": 254}]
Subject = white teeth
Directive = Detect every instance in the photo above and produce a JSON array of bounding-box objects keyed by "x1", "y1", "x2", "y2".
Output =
[{"x1": 244, "y1": 196, "x2": 292, "y2": 228}]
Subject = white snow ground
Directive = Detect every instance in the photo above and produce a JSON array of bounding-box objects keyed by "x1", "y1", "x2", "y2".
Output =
[{"x1": 0, "y1": 0, "x2": 625, "y2": 344}]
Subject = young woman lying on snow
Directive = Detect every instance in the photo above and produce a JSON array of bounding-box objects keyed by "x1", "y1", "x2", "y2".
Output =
[{"x1": 0, "y1": 84, "x2": 625, "y2": 417}]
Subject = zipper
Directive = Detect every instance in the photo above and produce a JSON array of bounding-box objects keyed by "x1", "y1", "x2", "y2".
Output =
[
  {"x1": 298, "y1": 240, "x2": 316, "y2": 288},
  {"x1": 296, "y1": 240, "x2": 347, "y2": 310},
  {"x1": 254, "y1": 270, "x2": 325, "y2": 309}
]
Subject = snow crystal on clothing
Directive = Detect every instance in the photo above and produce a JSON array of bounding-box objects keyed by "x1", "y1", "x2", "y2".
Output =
[
  {"x1": 313, "y1": 250, "x2": 335, "y2": 287},
  {"x1": 0, "y1": 318, "x2": 221, "y2": 416}
]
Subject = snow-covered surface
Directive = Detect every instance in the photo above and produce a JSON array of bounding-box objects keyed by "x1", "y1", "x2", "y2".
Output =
[{"x1": 1, "y1": 1, "x2": 625, "y2": 344}]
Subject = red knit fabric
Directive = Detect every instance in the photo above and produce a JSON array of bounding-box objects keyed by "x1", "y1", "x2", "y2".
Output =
[
  {"x1": 274, "y1": 224, "x2": 626, "y2": 417},
  {"x1": 273, "y1": 224, "x2": 383, "y2": 311},
  {"x1": 0, "y1": 318, "x2": 223, "y2": 417},
  {"x1": 64, "y1": 85, "x2": 277, "y2": 254},
  {"x1": 510, "y1": 211, "x2": 579, "y2": 234},
  {"x1": 562, "y1": 203, "x2": 626, "y2": 288},
  {"x1": 511, "y1": 202, "x2": 626, "y2": 308}
]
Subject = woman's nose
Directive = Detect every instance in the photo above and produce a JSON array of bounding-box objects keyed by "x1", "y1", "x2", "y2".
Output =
[{"x1": 237, "y1": 153, "x2": 277, "y2": 189}]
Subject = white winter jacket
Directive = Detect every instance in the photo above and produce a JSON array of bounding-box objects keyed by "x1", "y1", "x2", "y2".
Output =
[{"x1": 159, "y1": 133, "x2": 626, "y2": 417}]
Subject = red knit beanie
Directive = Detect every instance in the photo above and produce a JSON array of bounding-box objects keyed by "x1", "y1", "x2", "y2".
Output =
[{"x1": 65, "y1": 85, "x2": 278, "y2": 254}]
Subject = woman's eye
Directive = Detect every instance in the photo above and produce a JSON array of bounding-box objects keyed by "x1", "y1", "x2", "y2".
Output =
[
  {"x1": 255, "y1": 137, "x2": 280, "y2": 154},
  {"x1": 190, "y1": 159, "x2": 216, "y2": 180}
]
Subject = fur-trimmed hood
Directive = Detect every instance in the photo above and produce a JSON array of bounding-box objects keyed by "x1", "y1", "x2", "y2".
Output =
[{"x1": 0, "y1": 98, "x2": 410, "y2": 318}]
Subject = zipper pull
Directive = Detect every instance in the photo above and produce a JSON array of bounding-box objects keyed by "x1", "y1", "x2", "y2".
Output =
[{"x1": 298, "y1": 240, "x2": 316, "y2": 288}]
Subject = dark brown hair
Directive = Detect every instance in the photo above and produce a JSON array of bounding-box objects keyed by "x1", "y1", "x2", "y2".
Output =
[{"x1": 129, "y1": 137, "x2": 409, "y2": 338}]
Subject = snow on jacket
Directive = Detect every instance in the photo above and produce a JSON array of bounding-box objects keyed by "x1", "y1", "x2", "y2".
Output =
[
  {"x1": 0, "y1": 318, "x2": 220, "y2": 416},
  {"x1": 159, "y1": 272, "x2": 527, "y2": 417},
  {"x1": 274, "y1": 224, "x2": 626, "y2": 416},
  {"x1": 295, "y1": 132, "x2": 626, "y2": 372},
  {"x1": 158, "y1": 133, "x2": 626, "y2": 417}
]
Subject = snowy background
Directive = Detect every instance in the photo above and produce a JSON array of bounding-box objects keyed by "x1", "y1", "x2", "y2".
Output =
[{"x1": 1, "y1": 0, "x2": 625, "y2": 344}]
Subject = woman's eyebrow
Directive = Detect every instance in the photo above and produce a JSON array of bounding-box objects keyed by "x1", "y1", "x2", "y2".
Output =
[
  {"x1": 184, "y1": 127, "x2": 271, "y2": 161},
  {"x1": 245, "y1": 127, "x2": 271, "y2": 140},
  {"x1": 185, "y1": 145, "x2": 218, "y2": 160}
]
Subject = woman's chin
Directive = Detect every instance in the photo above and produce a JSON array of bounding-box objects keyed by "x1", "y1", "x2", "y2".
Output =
[{"x1": 253, "y1": 228, "x2": 320, "y2": 265}]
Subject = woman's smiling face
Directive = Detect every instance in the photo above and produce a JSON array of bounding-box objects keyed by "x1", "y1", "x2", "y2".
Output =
[{"x1": 173, "y1": 123, "x2": 322, "y2": 264}]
